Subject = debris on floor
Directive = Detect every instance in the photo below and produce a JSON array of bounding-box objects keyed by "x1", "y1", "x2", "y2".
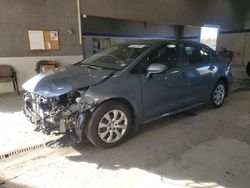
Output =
[
  {"x1": 45, "y1": 132, "x2": 90, "y2": 148},
  {"x1": 225, "y1": 169, "x2": 236, "y2": 177},
  {"x1": 45, "y1": 134, "x2": 77, "y2": 148}
]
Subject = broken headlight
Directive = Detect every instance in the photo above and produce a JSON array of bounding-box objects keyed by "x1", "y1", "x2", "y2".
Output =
[
  {"x1": 76, "y1": 94, "x2": 95, "y2": 105},
  {"x1": 66, "y1": 88, "x2": 88, "y2": 105},
  {"x1": 75, "y1": 94, "x2": 96, "y2": 112}
]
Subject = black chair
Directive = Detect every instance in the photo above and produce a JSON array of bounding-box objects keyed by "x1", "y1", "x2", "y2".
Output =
[{"x1": 0, "y1": 65, "x2": 20, "y2": 95}]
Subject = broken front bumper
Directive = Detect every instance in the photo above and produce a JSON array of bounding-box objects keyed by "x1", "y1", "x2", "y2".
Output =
[
  {"x1": 23, "y1": 92, "x2": 95, "y2": 142},
  {"x1": 23, "y1": 103, "x2": 88, "y2": 143}
]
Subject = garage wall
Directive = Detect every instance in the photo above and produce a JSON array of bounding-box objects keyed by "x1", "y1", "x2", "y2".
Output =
[
  {"x1": 1, "y1": 0, "x2": 246, "y2": 93},
  {"x1": 82, "y1": 18, "x2": 201, "y2": 58},
  {"x1": 0, "y1": 0, "x2": 81, "y2": 57},
  {"x1": 80, "y1": 0, "x2": 248, "y2": 30},
  {"x1": 83, "y1": 16, "x2": 175, "y2": 38},
  {"x1": 0, "y1": 56, "x2": 83, "y2": 93},
  {"x1": 83, "y1": 36, "x2": 126, "y2": 58},
  {"x1": 0, "y1": 0, "x2": 82, "y2": 57},
  {"x1": 217, "y1": 32, "x2": 250, "y2": 65},
  {"x1": 82, "y1": 16, "x2": 178, "y2": 58},
  {"x1": 183, "y1": 26, "x2": 201, "y2": 42},
  {"x1": 0, "y1": 0, "x2": 83, "y2": 94}
]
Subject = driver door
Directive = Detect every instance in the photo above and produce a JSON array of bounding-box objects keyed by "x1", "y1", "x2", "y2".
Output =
[{"x1": 139, "y1": 43, "x2": 190, "y2": 120}]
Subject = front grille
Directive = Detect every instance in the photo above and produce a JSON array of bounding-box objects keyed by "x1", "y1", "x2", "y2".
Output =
[
  {"x1": 29, "y1": 94, "x2": 44, "y2": 117},
  {"x1": 25, "y1": 93, "x2": 45, "y2": 118}
]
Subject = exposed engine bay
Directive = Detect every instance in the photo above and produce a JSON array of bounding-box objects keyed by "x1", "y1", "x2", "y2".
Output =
[
  {"x1": 21, "y1": 64, "x2": 116, "y2": 144},
  {"x1": 23, "y1": 88, "x2": 96, "y2": 143}
]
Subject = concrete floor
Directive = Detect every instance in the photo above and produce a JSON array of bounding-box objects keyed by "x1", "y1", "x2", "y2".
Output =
[
  {"x1": 0, "y1": 65, "x2": 250, "y2": 188},
  {"x1": 0, "y1": 92, "x2": 59, "y2": 155},
  {"x1": 0, "y1": 90, "x2": 250, "y2": 188}
]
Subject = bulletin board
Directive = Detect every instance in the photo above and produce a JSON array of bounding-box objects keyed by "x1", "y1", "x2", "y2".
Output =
[{"x1": 28, "y1": 30, "x2": 60, "y2": 51}]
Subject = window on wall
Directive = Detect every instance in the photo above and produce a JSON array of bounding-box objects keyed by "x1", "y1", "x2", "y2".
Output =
[
  {"x1": 92, "y1": 38, "x2": 111, "y2": 54},
  {"x1": 200, "y1": 26, "x2": 218, "y2": 50}
]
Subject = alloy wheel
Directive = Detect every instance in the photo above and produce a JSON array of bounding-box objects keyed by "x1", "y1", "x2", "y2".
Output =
[
  {"x1": 98, "y1": 110, "x2": 128, "y2": 143},
  {"x1": 213, "y1": 84, "x2": 225, "y2": 106}
]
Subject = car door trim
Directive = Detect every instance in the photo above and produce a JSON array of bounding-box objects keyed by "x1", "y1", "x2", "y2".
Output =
[{"x1": 142, "y1": 102, "x2": 204, "y2": 124}]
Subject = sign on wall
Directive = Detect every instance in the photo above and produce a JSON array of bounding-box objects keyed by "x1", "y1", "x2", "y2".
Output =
[
  {"x1": 28, "y1": 30, "x2": 60, "y2": 51},
  {"x1": 28, "y1": 30, "x2": 45, "y2": 50}
]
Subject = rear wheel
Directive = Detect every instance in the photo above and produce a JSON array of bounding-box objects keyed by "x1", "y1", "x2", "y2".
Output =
[
  {"x1": 210, "y1": 80, "x2": 226, "y2": 109},
  {"x1": 85, "y1": 101, "x2": 132, "y2": 148}
]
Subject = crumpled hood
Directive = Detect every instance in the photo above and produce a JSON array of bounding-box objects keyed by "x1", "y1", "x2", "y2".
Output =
[{"x1": 22, "y1": 65, "x2": 113, "y2": 97}]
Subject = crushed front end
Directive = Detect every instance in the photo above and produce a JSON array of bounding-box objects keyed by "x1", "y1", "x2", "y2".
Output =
[{"x1": 23, "y1": 89, "x2": 96, "y2": 143}]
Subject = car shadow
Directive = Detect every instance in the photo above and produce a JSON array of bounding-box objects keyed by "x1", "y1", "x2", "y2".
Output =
[{"x1": 65, "y1": 106, "x2": 232, "y2": 187}]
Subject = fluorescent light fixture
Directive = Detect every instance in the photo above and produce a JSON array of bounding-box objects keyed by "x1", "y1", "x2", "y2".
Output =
[{"x1": 167, "y1": 44, "x2": 176, "y2": 48}]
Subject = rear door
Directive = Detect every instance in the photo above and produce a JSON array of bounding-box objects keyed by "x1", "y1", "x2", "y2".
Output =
[{"x1": 182, "y1": 42, "x2": 216, "y2": 104}]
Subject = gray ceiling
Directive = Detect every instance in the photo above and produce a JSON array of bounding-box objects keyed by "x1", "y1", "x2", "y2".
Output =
[{"x1": 80, "y1": 0, "x2": 250, "y2": 30}]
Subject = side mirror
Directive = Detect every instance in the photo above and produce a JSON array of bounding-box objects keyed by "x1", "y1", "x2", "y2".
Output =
[{"x1": 146, "y1": 63, "x2": 167, "y2": 79}]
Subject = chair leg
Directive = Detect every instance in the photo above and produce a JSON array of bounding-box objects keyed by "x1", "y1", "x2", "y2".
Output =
[
  {"x1": 15, "y1": 80, "x2": 20, "y2": 95},
  {"x1": 13, "y1": 81, "x2": 16, "y2": 92},
  {"x1": 13, "y1": 72, "x2": 20, "y2": 95}
]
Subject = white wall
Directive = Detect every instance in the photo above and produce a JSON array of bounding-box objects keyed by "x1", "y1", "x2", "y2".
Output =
[
  {"x1": 0, "y1": 55, "x2": 83, "y2": 94},
  {"x1": 217, "y1": 33, "x2": 250, "y2": 65}
]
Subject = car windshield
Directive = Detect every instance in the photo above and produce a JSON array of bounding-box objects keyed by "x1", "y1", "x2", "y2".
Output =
[{"x1": 79, "y1": 43, "x2": 151, "y2": 70}]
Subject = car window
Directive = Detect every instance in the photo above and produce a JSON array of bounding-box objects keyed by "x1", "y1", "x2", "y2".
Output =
[
  {"x1": 184, "y1": 44, "x2": 217, "y2": 65},
  {"x1": 135, "y1": 43, "x2": 179, "y2": 74},
  {"x1": 79, "y1": 43, "x2": 151, "y2": 70},
  {"x1": 206, "y1": 46, "x2": 217, "y2": 61}
]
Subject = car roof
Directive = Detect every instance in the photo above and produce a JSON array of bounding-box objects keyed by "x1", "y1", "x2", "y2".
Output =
[
  {"x1": 127, "y1": 39, "x2": 202, "y2": 46},
  {"x1": 127, "y1": 39, "x2": 174, "y2": 45}
]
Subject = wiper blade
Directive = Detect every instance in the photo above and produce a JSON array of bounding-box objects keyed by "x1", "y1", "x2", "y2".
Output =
[
  {"x1": 89, "y1": 65, "x2": 103, "y2": 70},
  {"x1": 80, "y1": 64, "x2": 103, "y2": 70}
]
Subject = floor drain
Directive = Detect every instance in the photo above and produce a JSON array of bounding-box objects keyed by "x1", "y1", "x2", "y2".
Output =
[{"x1": 0, "y1": 143, "x2": 45, "y2": 161}]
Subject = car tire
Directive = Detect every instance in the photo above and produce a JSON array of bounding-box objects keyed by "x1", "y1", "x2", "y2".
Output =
[
  {"x1": 209, "y1": 80, "x2": 226, "y2": 109},
  {"x1": 85, "y1": 101, "x2": 132, "y2": 149}
]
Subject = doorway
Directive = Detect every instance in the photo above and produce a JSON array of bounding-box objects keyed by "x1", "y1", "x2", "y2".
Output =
[{"x1": 200, "y1": 26, "x2": 219, "y2": 50}]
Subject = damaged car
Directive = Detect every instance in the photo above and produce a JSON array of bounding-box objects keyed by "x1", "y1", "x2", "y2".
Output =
[{"x1": 23, "y1": 40, "x2": 233, "y2": 148}]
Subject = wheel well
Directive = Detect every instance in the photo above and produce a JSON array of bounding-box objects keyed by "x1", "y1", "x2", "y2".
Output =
[
  {"x1": 218, "y1": 77, "x2": 228, "y2": 96},
  {"x1": 97, "y1": 98, "x2": 136, "y2": 122}
]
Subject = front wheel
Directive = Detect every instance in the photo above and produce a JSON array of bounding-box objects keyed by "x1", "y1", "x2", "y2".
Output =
[
  {"x1": 85, "y1": 101, "x2": 132, "y2": 148},
  {"x1": 210, "y1": 80, "x2": 226, "y2": 109}
]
